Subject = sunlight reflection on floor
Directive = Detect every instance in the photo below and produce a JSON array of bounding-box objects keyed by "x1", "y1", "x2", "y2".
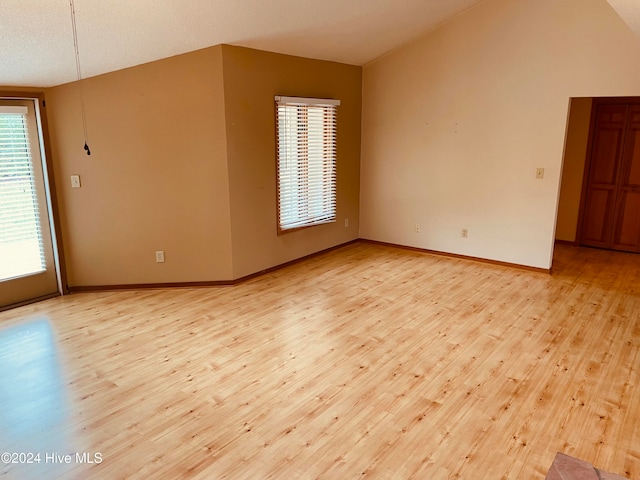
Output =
[{"x1": 0, "y1": 318, "x2": 75, "y2": 479}]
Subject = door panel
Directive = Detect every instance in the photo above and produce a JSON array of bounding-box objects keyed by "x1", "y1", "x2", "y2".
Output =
[
  {"x1": 591, "y1": 129, "x2": 623, "y2": 184},
  {"x1": 612, "y1": 105, "x2": 640, "y2": 252},
  {"x1": 582, "y1": 188, "x2": 616, "y2": 246},
  {"x1": 612, "y1": 190, "x2": 640, "y2": 251},
  {"x1": 627, "y1": 123, "x2": 640, "y2": 186},
  {"x1": 0, "y1": 99, "x2": 58, "y2": 308},
  {"x1": 581, "y1": 104, "x2": 627, "y2": 248}
]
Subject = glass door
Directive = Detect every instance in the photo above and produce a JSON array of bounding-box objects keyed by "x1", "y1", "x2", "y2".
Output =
[{"x1": 0, "y1": 99, "x2": 59, "y2": 308}]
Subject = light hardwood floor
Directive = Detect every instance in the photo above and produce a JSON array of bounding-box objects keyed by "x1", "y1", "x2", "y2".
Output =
[{"x1": 0, "y1": 242, "x2": 638, "y2": 479}]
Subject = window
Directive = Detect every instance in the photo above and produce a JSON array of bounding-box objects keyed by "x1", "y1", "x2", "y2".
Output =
[
  {"x1": 275, "y1": 96, "x2": 340, "y2": 232},
  {"x1": 0, "y1": 106, "x2": 45, "y2": 280}
]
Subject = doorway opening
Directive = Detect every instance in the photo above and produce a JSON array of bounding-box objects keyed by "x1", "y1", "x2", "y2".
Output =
[
  {"x1": 0, "y1": 95, "x2": 64, "y2": 310},
  {"x1": 556, "y1": 96, "x2": 640, "y2": 254}
]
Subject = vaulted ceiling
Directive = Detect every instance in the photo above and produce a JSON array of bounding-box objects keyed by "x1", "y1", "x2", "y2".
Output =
[
  {"x1": 1, "y1": 0, "x2": 638, "y2": 88},
  {"x1": 606, "y1": 0, "x2": 640, "y2": 40}
]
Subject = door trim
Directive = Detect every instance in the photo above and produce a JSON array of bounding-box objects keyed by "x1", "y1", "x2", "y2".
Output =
[
  {"x1": 0, "y1": 90, "x2": 68, "y2": 303},
  {"x1": 577, "y1": 96, "x2": 640, "y2": 250}
]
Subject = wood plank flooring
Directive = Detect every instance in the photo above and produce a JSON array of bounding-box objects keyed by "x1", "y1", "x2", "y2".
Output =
[{"x1": 0, "y1": 242, "x2": 638, "y2": 479}]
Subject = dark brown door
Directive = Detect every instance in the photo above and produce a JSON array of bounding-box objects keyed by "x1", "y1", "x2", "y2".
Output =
[
  {"x1": 580, "y1": 102, "x2": 640, "y2": 253},
  {"x1": 611, "y1": 105, "x2": 640, "y2": 252},
  {"x1": 580, "y1": 104, "x2": 627, "y2": 249}
]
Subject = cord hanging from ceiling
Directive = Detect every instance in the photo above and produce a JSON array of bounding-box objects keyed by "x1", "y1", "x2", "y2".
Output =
[{"x1": 69, "y1": 0, "x2": 91, "y2": 155}]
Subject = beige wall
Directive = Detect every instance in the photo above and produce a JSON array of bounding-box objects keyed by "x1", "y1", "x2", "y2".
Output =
[
  {"x1": 221, "y1": 46, "x2": 362, "y2": 279},
  {"x1": 556, "y1": 98, "x2": 593, "y2": 242},
  {"x1": 0, "y1": 87, "x2": 43, "y2": 93},
  {"x1": 46, "y1": 46, "x2": 234, "y2": 286},
  {"x1": 43, "y1": 44, "x2": 361, "y2": 286},
  {"x1": 360, "y1": 0, "x2": 640, "y2": 269}
]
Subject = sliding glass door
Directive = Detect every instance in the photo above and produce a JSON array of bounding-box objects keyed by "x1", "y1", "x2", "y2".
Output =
[{"x1": 0, "y1": 99, "x2": 58, "y2": 308}]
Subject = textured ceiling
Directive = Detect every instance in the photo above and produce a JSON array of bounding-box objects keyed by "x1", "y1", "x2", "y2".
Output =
[
  {"x1": 3, "y1": 1, "x2": 638, "y2": 89},
  {"x1": 1, "y1": 0, "x2": 486, "y2": 88}
]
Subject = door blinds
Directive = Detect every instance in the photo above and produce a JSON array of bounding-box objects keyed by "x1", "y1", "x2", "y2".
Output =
[{"x1": 0, "y1": 106, "x2": 46, "y2": 280}]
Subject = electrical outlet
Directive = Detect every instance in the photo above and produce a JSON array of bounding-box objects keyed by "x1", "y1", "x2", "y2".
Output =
[
  {"x1": 536, "y1": 168, "x2": 544, "y2": 179},
  {"x1": 155, "y1": 250, "x2": 165, "y2": 263},
  {"x1": 415, "y1": 223, "x2": 421, "y2": 233},
  {"x1": 345, "y1": 218, "x2": 349, "y2": 228},
  {"x1": 462, "y1": 228, "x2": 469, "y2": 238}
]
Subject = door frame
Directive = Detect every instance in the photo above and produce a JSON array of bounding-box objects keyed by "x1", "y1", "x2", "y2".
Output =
[
  {"x1": 0, "y1": 90, "x2": 68, "y2": 309},
  {"x1": 576, "y1": 96, "x2": 640, "y2": 248}
]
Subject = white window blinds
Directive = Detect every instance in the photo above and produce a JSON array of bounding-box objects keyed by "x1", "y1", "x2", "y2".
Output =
[
  {"x1": 0, "y1": 106, "x2": 46, "y2": 280},
  {"x1": 275, "y1": 96, "x2": 340, "y2": 232}
]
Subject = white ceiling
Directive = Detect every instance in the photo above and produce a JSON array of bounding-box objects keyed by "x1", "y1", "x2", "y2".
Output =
[
  {"x1": 606, "y1": 0, "x2": 640, "y2": 38},
  {"x1": 2, "y1": 0, "x2": 639, "y2": 89},
  {"x1": 1, "y1": 0, "x2": 487, "y2": 88}
]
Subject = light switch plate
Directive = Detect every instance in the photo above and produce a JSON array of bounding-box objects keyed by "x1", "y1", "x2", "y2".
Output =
[{"x1": 70, "y1": 175, "x2": 81, "y2": 188}]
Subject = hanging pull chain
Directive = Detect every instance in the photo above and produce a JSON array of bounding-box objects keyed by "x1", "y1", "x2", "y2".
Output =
[{"x1": 69, "y1": 0, "x2": 91, "y2": 155}]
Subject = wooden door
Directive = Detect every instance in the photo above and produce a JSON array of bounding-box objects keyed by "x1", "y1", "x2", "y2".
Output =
[
  {"x1": 611, "y1": 105, "x2": 640, "y2": 252},
  {"x1": 580, "y1": 101, "x2": 640, "y2": 253},
  {"x1": 580, "y1": 104, "x2": 627, "y2": 248}
]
